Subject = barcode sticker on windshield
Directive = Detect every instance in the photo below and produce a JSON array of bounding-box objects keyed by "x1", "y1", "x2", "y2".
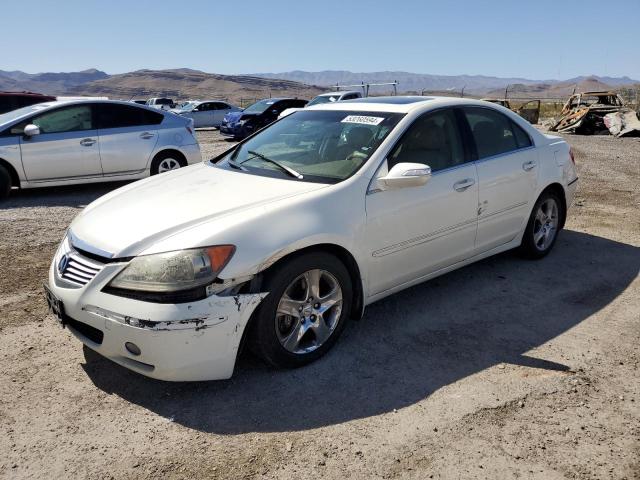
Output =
[{"x1": 341, "y1": 115, "x2": 384, "y2": 125}]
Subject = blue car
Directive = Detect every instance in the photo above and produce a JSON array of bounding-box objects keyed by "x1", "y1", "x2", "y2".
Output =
[{"x1": 220, "y1": 97, "x2": 307, "y2": 139}]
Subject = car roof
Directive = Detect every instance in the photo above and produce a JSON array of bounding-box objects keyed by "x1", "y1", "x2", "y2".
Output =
[{"x1": 305, "y1": 95, "x2": 518, "y2": 113}]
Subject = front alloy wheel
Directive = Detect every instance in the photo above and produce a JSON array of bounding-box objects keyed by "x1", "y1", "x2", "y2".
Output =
[
  {"x1": 275, "y1": 269, "x2": 343, "y2": 354},
  {"x1": 248, "y1": 252, "x2": 352, "y2": 368}
]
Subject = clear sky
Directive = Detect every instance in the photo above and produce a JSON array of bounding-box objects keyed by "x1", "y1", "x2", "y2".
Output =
[{"x1": 4, "y1": 0, "x2": 639, "y2": 80}]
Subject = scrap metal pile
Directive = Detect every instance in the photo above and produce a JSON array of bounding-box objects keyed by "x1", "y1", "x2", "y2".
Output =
[{"x1": 550, "y1": 91, "x2": 640, "y2": 137}]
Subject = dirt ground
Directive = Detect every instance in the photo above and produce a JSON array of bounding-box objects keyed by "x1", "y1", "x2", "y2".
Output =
[{"x1": 0, "y1": 129, "x2": 638, "y2": 480}]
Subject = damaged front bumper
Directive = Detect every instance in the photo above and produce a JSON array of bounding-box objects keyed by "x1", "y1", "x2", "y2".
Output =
[{"x1": 47, "y1": 260, "x2": 267, "y2": 382}]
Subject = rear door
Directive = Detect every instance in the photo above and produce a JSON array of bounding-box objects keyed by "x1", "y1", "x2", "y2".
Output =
[
  {"x1": 95, "y1": 103, "x2": 163, "y2": 175},
  {"x1": 462, "y1": 106, "x2": 538, "y2": 253},
  {"x1": 18, "y1": 104, "x2": 102, "y2": 181},
  {"x1": 211, "y1": 102, "x2": 232, "y2": 126}
]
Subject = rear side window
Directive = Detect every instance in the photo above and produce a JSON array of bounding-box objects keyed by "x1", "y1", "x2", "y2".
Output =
[
  {"x1": 95, "y1": 104, "x2": 164, "y2": 129},
  {"x1": 463, "y1": 107, "x2": 523, "y2": 159},
  {"x1": 0, "y1": 97, "x2": 15, "y2": 114},
  {"x1": 32, "y1": 105, "x2": 94, "y2": 134}
]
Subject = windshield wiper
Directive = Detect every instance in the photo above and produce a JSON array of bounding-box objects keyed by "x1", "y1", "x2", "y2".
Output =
[
  {"x1": 227, "y1": 158, "x2": 248, "y2": 171},
  {"x1": 244, "y1": 150, "x2": 304, "y2": 179}
]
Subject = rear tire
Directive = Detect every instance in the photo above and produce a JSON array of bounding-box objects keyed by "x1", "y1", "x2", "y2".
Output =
[
  {"x1": 248, "y1": 252, "x2": 353, "y2": 369},
  {"x1": 150, "y1": 151, "x2": 187, "y2": 175},
  {"x1": 519, "y1": 190, "x2": 563, "y2": 259},
  {"x1": 0, "y1": 166, "x2": 11, "y2": 200}
]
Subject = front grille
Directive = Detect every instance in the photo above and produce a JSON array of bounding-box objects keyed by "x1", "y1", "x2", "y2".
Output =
[{"x1": 59, "y1": 253, "x2": 103, "y2": 286}]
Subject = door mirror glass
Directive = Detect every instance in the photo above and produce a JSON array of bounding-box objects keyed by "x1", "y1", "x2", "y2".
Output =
[
  {"x1": 23, "y1": 124, "x2": 40, "y2": 137},
  {"x1": 380, "y1": 162, "x2": 431, "y2": 189}
]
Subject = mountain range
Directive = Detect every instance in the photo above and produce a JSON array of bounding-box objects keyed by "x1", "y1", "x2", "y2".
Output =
[{"x1": 1, "y1": 68, "x2": 638, "y2": 102}]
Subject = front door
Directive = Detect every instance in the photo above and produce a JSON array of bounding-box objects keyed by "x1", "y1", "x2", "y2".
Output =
[
  {"x1": 365, "y1": 108, "x2": 479, "y2": 296},
  {"x1": 19, "y1": 104, "x2": 102, "y2": 181}
]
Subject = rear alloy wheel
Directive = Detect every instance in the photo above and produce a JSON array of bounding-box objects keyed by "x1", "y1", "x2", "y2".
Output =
[
  {"x1": 151, "y1": 152, "x2": 187, "y2": 175},
  {"x1": 249, "y1": 252, "x2": 352, "y2": 368},
  {"x1": 520, "y1": 191, "x2": 563, "y2": 258}
]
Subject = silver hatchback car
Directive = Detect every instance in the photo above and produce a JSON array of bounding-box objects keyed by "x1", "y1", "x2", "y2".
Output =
[{"x1": 0, "y1": 100, "x2": 202, "y2": 199}]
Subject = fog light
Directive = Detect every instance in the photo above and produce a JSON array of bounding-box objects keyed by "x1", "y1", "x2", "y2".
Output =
[{"x1": 125, "y1": 342, "x2": 141, "y2": 356}]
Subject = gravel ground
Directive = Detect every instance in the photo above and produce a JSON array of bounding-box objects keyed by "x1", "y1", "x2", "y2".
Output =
[{"x1": 0, "y1": 129, "x2": 638, "y2": 479}]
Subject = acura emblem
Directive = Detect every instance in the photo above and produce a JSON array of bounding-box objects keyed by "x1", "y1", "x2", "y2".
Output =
[{"x1": 58, "y1": 254, "x2": 70, "y2": 274}]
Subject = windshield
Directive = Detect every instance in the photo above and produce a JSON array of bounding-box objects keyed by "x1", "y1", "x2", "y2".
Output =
[
  {"x1": 0, "y1": 103, "x2": 52, "y2": 126},
  {"x1": 177, "y1": 102, "x2": 198, "y2": 111},
  {"x1": 307, "y1": 95, "x2": 341, "y2": 107},
  {"x1": 243, "y1": 99, "x2": 278, "y2": 114},
  {"x1": 216, "y1": 110, "x2": 404, "y2": 183}
]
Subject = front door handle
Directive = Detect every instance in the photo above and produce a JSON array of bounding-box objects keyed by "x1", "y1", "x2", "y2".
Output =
[
  {"x1": 523, "y1": 160, "x2": 536, "y2": 171},
  {"x1": 139, "y1": 132, "x2": 155, "y2": 139},
  {"x1": 80, "y1": 138, "x2": 96, "y2": 146},
  {"x1": 453, "y1": 178, "x2": 475, "y2": 192}
]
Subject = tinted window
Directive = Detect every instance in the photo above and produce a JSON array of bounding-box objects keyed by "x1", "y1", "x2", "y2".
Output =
[
  {"x1": 512, "y1": 121, "x2": 532, "y2": 148},
  {"x1": 0, "y1": 97, "x2": 15, "y2": 114},
  {"x1": 32, "y1": 105, "x2": 94, "y2": 134},
  {"x1": 95, "y1": 104, "x2": 163, "y2": 129},
  {"x1": 213, "y1": 102, "x2": 229, "y2": 110},
  {"x1": 463, "y1": 107, "x2": 521, "y2": 159},
  {"x1": 388, "y1": 108, "x2": 465, "y2": 173},
  {"x1": 342, "y1": 94, "x2": 358, "y2": 100}
]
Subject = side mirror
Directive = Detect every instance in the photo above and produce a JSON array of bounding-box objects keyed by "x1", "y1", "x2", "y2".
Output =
[
  {"x1": 23, "y1": 124, "x2": 40, "y2": 137},
  {"x1": 380, "y1": 162, "x2": 431, "y2": 189}
]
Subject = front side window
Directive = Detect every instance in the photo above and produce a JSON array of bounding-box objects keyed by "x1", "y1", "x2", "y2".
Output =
[
  {"x1": 32, "y1": 105, "x2": 94, "y2": 134},
  {"x1": 216, "y1": 110, "x2": 404, "y2": 183},
  {"x1": 388, "y1": 108, "x2": 465, "y2": 173},
  {"x1": 463, "y1": 107, "x2": 527, "y2": 159}
]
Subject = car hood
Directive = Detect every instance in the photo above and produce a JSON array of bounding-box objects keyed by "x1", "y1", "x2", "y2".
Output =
[{"x1": 69, "y1": 163, "x2": 327, "y2": 257}]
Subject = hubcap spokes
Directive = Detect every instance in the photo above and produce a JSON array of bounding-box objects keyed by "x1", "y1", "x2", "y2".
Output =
[
  {"x1": 533, "y1": 199, "x2": 559, "y2": 251},
  {"x1": 275, "y1": 269, "x2": 343, "y2": 354},
  {"x1": 158, "y1": 158, "x2": 180, "y2": 173}
]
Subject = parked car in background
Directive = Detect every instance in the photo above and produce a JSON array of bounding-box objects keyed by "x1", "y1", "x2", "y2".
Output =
[
  {"x1": 176, "y1": 100, "x2": 241, "y2": 127},
  {"x1": 220, "y1": 97, "x2": 307, "y2": 139},
  {"x1": 279, "y1": 90, "x2": 363, "y2": 119},
  {"x1": 0, "y1": 100, "x2": 201, "y2": 199},
  {"x1": 307, "y1": 90, "x2": 363, "y2": 106},
  {"x1": 482, "y1": 98, "x2": 541, "y2": 124},
  {"x1": 171, "y1": 100, "x2": 199, "y2": 112},
  {"x1": 0, "y1": 91, "x2": 56, "y2": 114},
  {"x1": 44, "y1": 96, "x2": 577, "y2": 381},
  {"x1": 130, "y1": 99, "x2": 147, "y2": 105},
  {"x1": 146, "y1": 97, "x2": 175, "y2": 110}
]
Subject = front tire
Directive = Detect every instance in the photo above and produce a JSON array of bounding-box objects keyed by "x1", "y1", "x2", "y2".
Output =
[
  {"x1": 0, "y1": 166, "x2": 11, "y2": 200},
  {"x1": 248, "y1": 252, "x2": 353, "y2": 369},
  {"x1": 520, "y1": 190, "x2": 563, "y2": 259}
]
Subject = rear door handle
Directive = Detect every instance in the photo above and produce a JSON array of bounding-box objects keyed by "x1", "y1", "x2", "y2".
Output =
[
  {"x1": 80, "y1": 138, "x2": 96, "y2": 146},
  {"x1": 139, "y1": 132, "x2": 155, "y2": 139},
  {"x1": 523, "y1": 160, "x2": 536, "y2": 171},
  {"x1": 453, "y1": 178, "x2": 475, "y2": 192}
]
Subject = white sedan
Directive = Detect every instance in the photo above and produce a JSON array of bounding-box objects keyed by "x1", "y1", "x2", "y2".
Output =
[
  {"x1": 45, "y1": 96, "x2": 578, "y2": 381},
  {"x1": 176, "y1": 100, "x2": 241, "y2": 128},
  {"x1": 0, "y1": 100, "x2": 202, "y2": 199}
]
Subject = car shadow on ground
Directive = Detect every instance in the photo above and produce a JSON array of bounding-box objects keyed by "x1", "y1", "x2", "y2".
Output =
[
  {"x1": 0, "y1": 182, "x2": 131, "y2": 209},
  {"x1": 82, "y1": 230, "x2": 639, "y2": 434}
]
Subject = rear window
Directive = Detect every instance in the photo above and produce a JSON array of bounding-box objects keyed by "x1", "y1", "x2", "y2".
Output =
[{"x1": 96, "y1": 103, "x2": 164, "y2": 129}]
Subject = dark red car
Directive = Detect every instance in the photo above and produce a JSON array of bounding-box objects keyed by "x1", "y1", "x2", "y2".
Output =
[{"x1": 0, "y1": 91, "x2": 56, "y2": 114}]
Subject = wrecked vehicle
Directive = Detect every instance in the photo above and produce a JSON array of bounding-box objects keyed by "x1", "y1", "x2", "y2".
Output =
[
  {"x1": 482, "y1": 98, "x2": 541, "y2": 124},
  {"x1": 603, "y1": 110, "x2": 640, "y2": 137},
  {"x1": 45, "y1": 96, "x2": 577, "y2": 381},
  {"x1": 550, "y1": 91, "x2": 639, "y2": 135}
]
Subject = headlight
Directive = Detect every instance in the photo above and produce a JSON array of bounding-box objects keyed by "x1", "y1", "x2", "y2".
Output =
[{"x1": 108, "y1": 245, "x2": 235, "y2": 293}]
